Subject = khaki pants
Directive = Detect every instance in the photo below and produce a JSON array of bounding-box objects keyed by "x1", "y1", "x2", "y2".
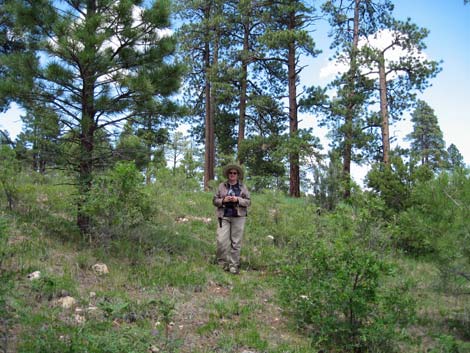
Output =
[{"x1": 216, "y1": 216, "x2": 246, "y2": 269}]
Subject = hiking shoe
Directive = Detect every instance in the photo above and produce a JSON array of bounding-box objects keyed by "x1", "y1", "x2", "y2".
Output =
[
  {"x1": 217, "y1": 261, "x2": 229, "y2": 271},
  {"x1": 229, "y1": 266, "x2": 239, "y2": 275}
]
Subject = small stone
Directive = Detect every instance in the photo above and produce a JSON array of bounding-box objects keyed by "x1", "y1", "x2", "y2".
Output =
[
  {"x1": 27, "y1": 271, "x2": 41, "y2": 280},
  {"x1": 149, "y1": 345, "x2": 160, "y2": 353},
  {"x1": 92, "y1": 263, "x2": 109, "y2": 275},
  {"x1": 58, "y1": 296, "x2": 76, "y2": 309},
  {"x1": 74, "y1": 314, "x2": 86, "y2": 325}
]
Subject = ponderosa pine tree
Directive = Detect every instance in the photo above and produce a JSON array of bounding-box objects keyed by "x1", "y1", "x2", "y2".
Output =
[
  {"x1": 1, "y1": 0, "x2": 182, "y2": 236},
  {"x1": 224, "y1": 0, "x2": 291, "y2": 170},
  {"x1": 319, "y1": 0, "x2": 394, "y2": 198},
  {"x1": 260, "y1": 0, "x2": 320, "y2": 197},
  {"x1": 225, "y1": 0, "x2": 281, "y2": 162},
  {"x1": 359, "y1": 18, "x2": 441, "y2": 166},
  {"x1": 175, "y1": 0, "x2": 227, "y2": 190},
  {"x1": 407, "y1": 99, "x2": 446, "y2": 171},
  {"x1": 176, "y1": 0, "x2": 297, "y2": 188}
]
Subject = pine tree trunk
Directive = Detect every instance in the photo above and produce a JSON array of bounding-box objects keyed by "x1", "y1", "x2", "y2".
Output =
[
  {"x1": 342, "y1": 0, "x2": 360, "y2": 199},
  {"x1": 288, "y1": 11, "x2": 300, "y2": 197},
  {"x1": 77, "y1": 115, "x2": 94, "y2": 237},
  {"x1": 203, "y1": 2, "x2": 215, "y2": 190},
  {"x1": 237, "y1": 21, "x2": 249, "y2": 164},
  {"x1": 77, "y1": 44, "x2": 96, "y2": 237},
  {"x1": 209, "y1": 30, "x2": 219, "y2": 181},
  {"x1": 378, "y1": 56, "x2": 390, "y2": 166},
  {"x1": 203, "y1": 50, "x2": 213, "y2": 190}
]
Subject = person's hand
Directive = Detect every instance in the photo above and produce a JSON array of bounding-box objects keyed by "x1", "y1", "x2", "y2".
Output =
[{"x1": 224, "y1": 196, "x2": 238, "y2": 203}]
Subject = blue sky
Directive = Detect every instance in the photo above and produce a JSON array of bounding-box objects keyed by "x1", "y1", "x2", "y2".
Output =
[
  {"x1": 1, "y1": 1, "x2": 469, "y2": 177},
  {"x1": 392, "y1": 0, "x2": 470, "y2": 162}
]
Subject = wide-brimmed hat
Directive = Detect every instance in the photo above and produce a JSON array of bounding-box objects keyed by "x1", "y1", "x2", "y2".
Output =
[{"x1": 223, "y1": 164, "x2": 244, "y2": 180}]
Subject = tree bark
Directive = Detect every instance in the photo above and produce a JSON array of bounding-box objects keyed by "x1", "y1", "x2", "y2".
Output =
[
  {"x1": 203, "y1": 1, "x2": 215, "y2": 190},
  {"x1": 288, "y1": 10, "x2": 300, "y2": 197},
  {"x1": 237, "y1": 20, "x2": 249, "y2": 164},
  {"x1": 77, "y1": 113, "x2": 95, "y2": 236},
  {"x1": 378, "y1": 55, "x2": 390, "y2": 166},
  {"x1": 210, "y1": 28, "x2": 219, "y2": 179},
  {"x1": 77, "y1": 1, "x2": 97, "y2": 236},
  {"x1": 342, "y1": 0, "x2": 361, "y2": 199}
]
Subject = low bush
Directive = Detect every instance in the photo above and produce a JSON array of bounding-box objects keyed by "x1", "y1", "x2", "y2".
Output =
[
  {"x1": 278, "y1": 204, "x2": 415, "y2": 352},
  {"x1": 84, "y1": 162, "x2": 152, "y2": 240}
]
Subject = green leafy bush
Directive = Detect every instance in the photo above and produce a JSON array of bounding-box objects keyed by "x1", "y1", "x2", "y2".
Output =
[
  {"x1": 84, "y1": 162, "x2": 151, "y2": 240},
  {"x1": 396, "y1": 170, "x2": 470, "y2": 263},
  {"x1": 279, "y1": 205, "x2": 415, "y2": 352},
  {"x1": 366, "y1": 157, "x2": 413, "y2": 214}
]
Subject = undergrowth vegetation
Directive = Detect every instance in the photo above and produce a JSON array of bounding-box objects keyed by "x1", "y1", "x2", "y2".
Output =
[{"x1": 0, "y1": 167, "x2": 470, "y2": 352}]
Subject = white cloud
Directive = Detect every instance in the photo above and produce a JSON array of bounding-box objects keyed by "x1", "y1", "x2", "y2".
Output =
[
  {"x1": 319, "y1": 29, "x2": 429, "y2": 81},
  {"x1": 319, "y1": 59, "x2": 348, "y2": 79}
]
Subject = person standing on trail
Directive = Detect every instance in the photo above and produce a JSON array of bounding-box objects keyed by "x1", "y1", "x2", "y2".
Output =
[{"x1": 213, "y1": 164, "x2": 251, "y2": 274}]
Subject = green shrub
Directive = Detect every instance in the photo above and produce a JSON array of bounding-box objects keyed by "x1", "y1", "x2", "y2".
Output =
[
  {"x1": 84, "y1": 162, "x2": 151, "y2": 240},
  {"x1": 366, "y1": 156, "x2": 415, "y2": 214},
  {"x1": 278, "y1": 205, "x2": 415, "y2": 352},
  {"x1": 429, "y1": 335, "x2": 463, "y2": 353},
  {"x1": 395, "y1": 170, "x2": 470, "y2": 276}
]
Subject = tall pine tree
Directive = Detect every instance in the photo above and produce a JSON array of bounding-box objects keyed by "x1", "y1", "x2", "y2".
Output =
[
  {"x1": 1, "y1": 0, "x2": 182, "y2": 235},
  {"x1": 260, "y1": 0, "x2": 320, "y2": 197},
  {"x1": 320, "y1": 0, "x2": 394, "y2": 198},
  {"x1": 359, "y1": 18, "x2": 441, "y2": 166}
]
